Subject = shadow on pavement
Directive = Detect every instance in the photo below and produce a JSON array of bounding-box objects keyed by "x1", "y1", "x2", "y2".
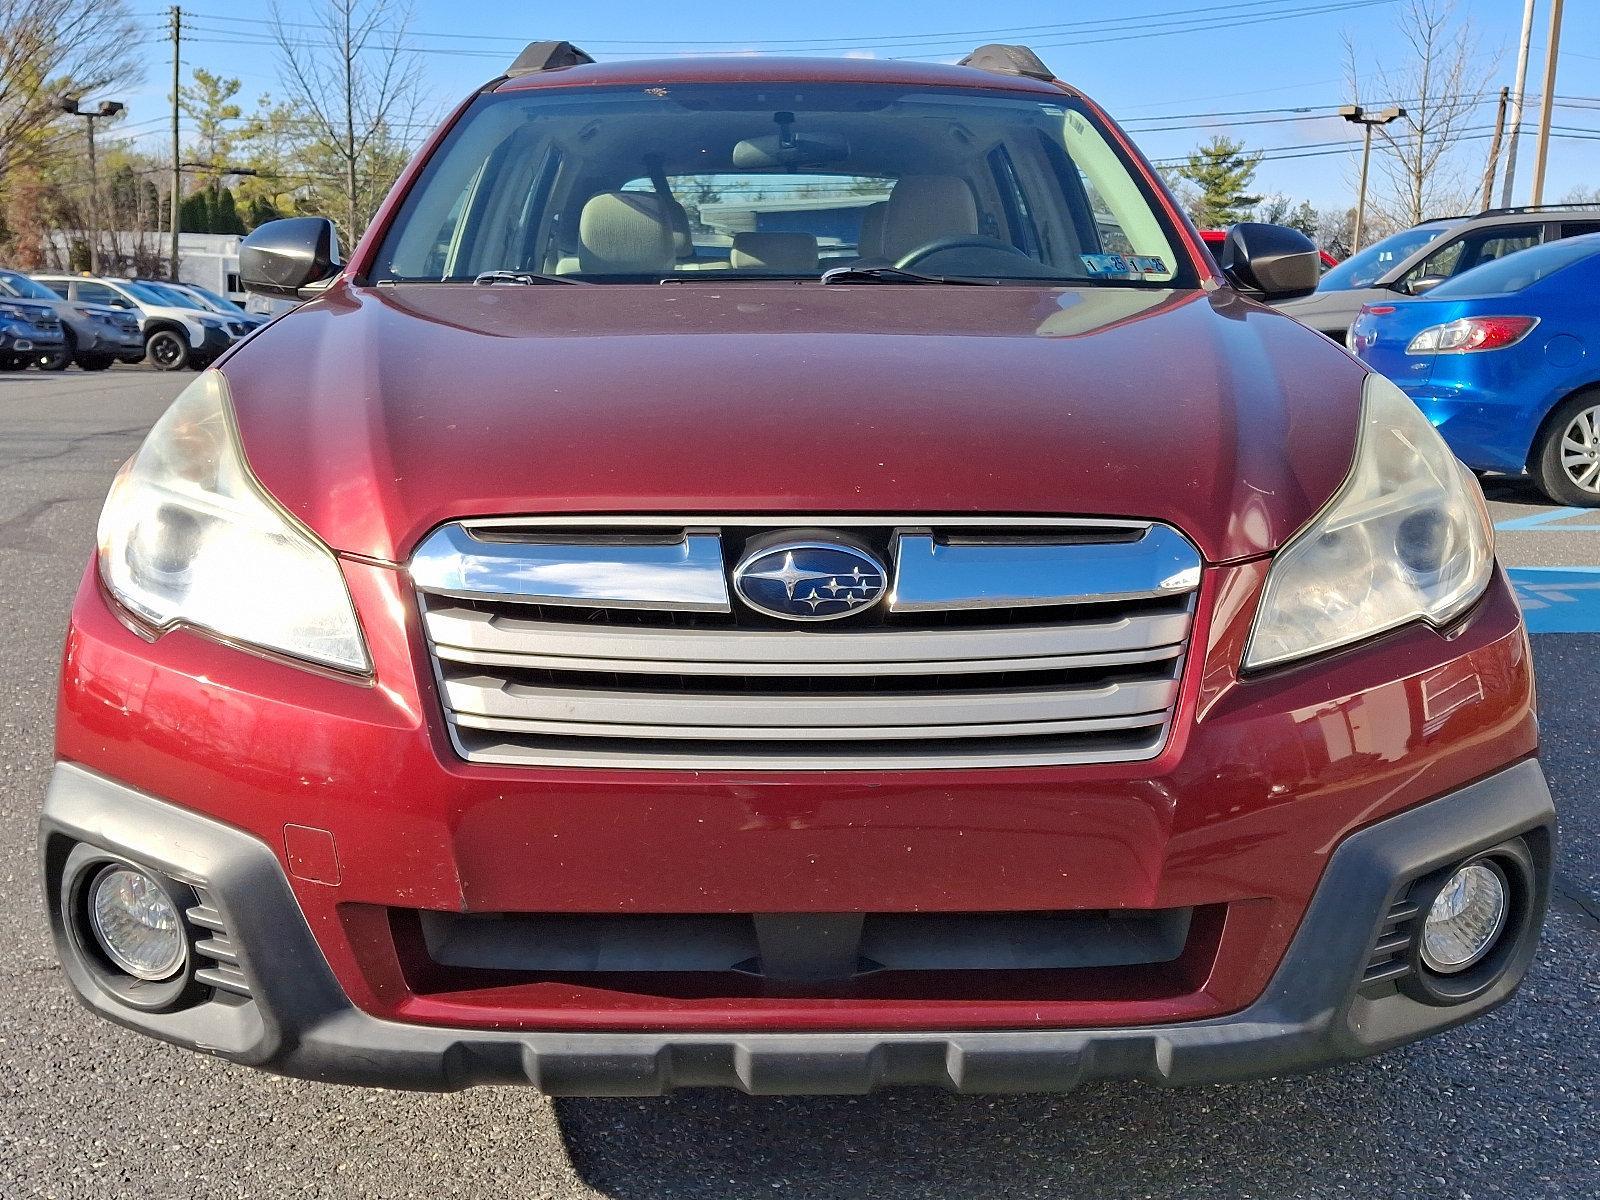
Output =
[{"x1": 552, "y1": 1063, "x2": 1415, "y2": 1198}]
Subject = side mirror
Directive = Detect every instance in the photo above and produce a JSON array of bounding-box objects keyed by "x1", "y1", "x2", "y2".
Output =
[
  {"x1": 1404, "y1": 275, "x2": 1446, "y2": 296},
  {"x1": 240, "y1": 217, "x2": 342, "y2": 299},
  {"x1": 1217, "y1": 222, "x2": 1320, "y2": 301}
]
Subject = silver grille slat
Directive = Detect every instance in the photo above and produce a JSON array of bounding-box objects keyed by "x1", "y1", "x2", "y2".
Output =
[
  {"x1": 412, "y1": 517, "x2": 1200, "y2": 770},
  {"x1": 441, "y1": 674, "x2": 1178, "y2": 734}
]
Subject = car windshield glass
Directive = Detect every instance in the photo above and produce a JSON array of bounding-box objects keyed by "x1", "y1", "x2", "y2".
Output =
[
  {"x1": 0, "y1": 270, "x2": 59, "y2": 301},
  {"x1": 134, "y1": 282, "x2": 206, "y2": 309},
  {"x1": 372, "y1": 83, "x2": 1196, "y2": 287},
  {"x1": 1319, "y1": 222, "x2": 1458, "y2": 290},
  {"x1": 186, "y1": 285, "x2": 247, "y2": 313},
  {"x1": 1427, "y1": 234, "x2": 1600, "y2": 297}
]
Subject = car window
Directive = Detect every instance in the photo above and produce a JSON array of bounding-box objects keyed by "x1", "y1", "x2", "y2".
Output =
[
  {"x1": 1398, "y1": 225, "x2": 1544, "y2": 292},
  {"x1": 34, "y1": 279, "x2": 72, "y2": 300},
  {"x1": 1428, "y1": 234, "x2": 1600, "y2": 297},
  {"x1": 1559, "y1": 220, "x2": 1600, "y2": 239},
  {"x1": 0, "y1": 270, "x2": 60, "y2": 301},
  {"x1": 73, "y1": 281, "x2": 131, "y2": 308},
  {"x1": 1317, "y1": 222, "x2": 1458, "y2": 290},
  {"x1": 373, "y1": 83, "x2": 1196, "y2": 287}
]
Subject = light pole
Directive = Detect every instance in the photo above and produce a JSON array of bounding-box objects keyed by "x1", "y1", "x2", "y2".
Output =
[
  {"x1": 1340, "y1": 104, "x2": 1407, "y2": 254},
  {"x1": 57, "y1": 97, "x2": 126, "y2": 274}
]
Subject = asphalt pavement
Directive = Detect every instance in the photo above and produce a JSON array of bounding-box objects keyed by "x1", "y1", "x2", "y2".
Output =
[{"x1": 0, "y1": 369, "x2": 1596, "y2": 1199}]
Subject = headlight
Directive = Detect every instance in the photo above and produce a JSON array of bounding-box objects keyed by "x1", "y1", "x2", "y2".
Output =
[
  {"x1": 198, "y1": 316, "x2": 224, "y2": 329},
  {"x1": 1244, "y1": 374, "x2": 1494, "y2": 670},
  {"x1": 97, "y1": 371, "x2": 370, "y2": 673}
]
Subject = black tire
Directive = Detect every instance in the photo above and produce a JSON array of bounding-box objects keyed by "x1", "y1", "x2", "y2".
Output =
[
  {"x1": 145, "y1": 329, "x2": 190, "y2": 371},
  {"x1": 74, "y1": 353, "x2": 116, "y2": 371},
  {"x1": 37, "y1": 330, "x2": 74, "y2": 372},
  {"x1": 1533, "y1": 390, "x2": 1600, "y2": 507},
  {"x1": 0, "y1": 354, "x2": 29, "y2": 371}
]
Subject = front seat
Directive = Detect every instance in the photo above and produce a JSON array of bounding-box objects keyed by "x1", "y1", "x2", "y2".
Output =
[
  {"x1": 730, "y1": 232, "x2": 818, "y2": 273},
  {"x1": 575, "y1": 192, "x2": 676, "y2": 274},
  {"x1": 879, "y1": 176, "x2": 979, "y2": 263}
]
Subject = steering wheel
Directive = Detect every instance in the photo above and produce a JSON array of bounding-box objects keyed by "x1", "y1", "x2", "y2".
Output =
[{"x1": 894, "y1": 235, "x2": 1034, "y2": 271}]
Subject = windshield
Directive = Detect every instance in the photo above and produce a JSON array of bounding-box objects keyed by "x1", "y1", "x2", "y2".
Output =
[
  {"x1": 1427, "y1": 234, "x2": 1600, "y2": 298},
  {"x1": 185, "y1": 284, "x2": 246, "y2": 313},
  {"x1": 0, "y1": 270, "x2": 59, "y2": 301},
  {"x1": 372, "y1": 83, "x2": 1196, "y2": 287},
  {"x1": 132, "y1": 281, "x2": 206, "y2": 309},
  {"x1": 1318, "y1": 222, "x2": 1459, "y2": 291}
]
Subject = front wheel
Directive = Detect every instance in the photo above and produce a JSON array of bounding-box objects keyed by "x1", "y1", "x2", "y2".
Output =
[
  {"x1": 1533, "y1": 392, "x2": 1600, "y2": 507},
  {"x1": 37, "y1": 331, "x2": 75, "y2": 372},
  {"x1": 0, "y1": 354, "x2": 29, "y2": 371},
  {"x1": 146, "y1": 329, "x2": 190, "y2": 372},
  {"x1": 75, "y1": 353, "x2": 116, "y2": 371}
]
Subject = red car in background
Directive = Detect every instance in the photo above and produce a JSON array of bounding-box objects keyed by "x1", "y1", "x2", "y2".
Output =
[
  {"x1": 42, "y1": 43, "x2": 1550, "y2": 1097},
  {"x1": 1202, "y1": 227, "x2": 1340, "y2": 272}
]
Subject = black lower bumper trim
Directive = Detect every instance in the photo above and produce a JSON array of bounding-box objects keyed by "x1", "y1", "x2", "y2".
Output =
[{"x1": 40, "y1": 759, "x2": 1554, "y2": 1095}]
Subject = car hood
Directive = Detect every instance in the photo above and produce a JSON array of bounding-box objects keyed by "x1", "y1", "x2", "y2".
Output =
[{"x1": 221, "y1": 282, "x2": 1366, "y2": 564}]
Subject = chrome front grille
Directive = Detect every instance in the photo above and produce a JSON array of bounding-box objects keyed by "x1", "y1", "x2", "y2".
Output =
[{"x1": 412, "y1": 517, "x2": 1202, "y2": 770}]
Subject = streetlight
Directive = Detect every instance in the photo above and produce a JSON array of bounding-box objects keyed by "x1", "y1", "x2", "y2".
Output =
[
  {"x1": 1340, "y1": 104, "x2": 1407, "y2": 254},
  {"x1": 56, "y1": 97, "x2": 126, "y2": 274}
]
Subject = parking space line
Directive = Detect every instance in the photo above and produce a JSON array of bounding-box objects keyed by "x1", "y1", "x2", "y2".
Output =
[
  {"x1": 1508, "y1": 567, "x2": 1600, "y2": 633},
  {"x1": 1496, "y1": 507, "x2": 1600, "y2": 532}
]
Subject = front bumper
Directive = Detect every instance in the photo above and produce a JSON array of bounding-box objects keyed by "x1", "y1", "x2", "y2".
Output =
[
  {"x1": 0, "y1": 322, "x2": 64, "y2": 353},
  {"x1": 41, "y1": 757, "x2": 1554, "y2": 1094}
]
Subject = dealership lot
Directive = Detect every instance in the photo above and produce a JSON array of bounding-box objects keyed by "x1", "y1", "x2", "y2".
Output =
[{"x1": 1, "y1": 369, "x2": 1596, "y2": 1199}]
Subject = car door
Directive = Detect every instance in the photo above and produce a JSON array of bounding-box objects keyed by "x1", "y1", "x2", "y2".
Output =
[
  {"x1": 1394, "y1": 223, "x2": 1546, "y2": 295},
  {"x1": 72, "y1": 281, "x2": 143, "y2": 327}
]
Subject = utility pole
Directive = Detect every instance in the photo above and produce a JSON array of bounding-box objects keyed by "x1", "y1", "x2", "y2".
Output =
[
  {"x1": 1529, "y1": 0, "x2": 1564, "y2": 206},
  {"x1": 57, "y1": 98, "x2": 126, "y2": 274},
  {"x1": 1340, "y1": 104, "x2": 1406, "y2": 254},
  {"x1": 1481, "y1": 87, "x2": 1510, "y2": 212},
  {"x1": 1499, "y1": 0, "x2": 1538, "y2": 208},
  {"x1": 170, "y1": 6, "x2": 182, "y2": 281}
]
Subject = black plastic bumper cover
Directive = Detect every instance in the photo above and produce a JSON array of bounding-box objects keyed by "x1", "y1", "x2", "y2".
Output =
[{"x1": 40, "y1": 759, "x2": 1555, "y2": 1096}]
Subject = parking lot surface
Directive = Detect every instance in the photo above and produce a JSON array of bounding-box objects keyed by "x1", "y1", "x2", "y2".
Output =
[{"x1": 1, "y1": 369, "x2": 1596, "y2": 1199}]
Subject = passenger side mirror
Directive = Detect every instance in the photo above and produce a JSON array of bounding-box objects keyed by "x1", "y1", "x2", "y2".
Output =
[
  {"x1": 1403, "y1": 275, "x2": 1446, "y2": 296},
  {"x1": 1217, "y1": 222, "x2": 1320, "y2": 301},
  {"x1": 240, "y1": 217, "x2": 342, "y2": 299}
]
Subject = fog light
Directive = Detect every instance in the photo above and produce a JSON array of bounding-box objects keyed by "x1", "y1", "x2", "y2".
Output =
[
  {"x1": 87, "y1": 865, "x2": 186, "y2": 981},
  {"x1": 1421, "y1": 859, "x2": 1508, "y2": 974}
]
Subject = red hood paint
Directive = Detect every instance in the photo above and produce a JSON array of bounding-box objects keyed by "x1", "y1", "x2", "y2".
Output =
[{"x1": 221, "y1": 281, "x2": 1366, "y2": 564}]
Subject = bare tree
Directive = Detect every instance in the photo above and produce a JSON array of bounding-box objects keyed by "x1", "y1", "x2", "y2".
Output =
[
  {"x1": 269, "y1": 0, "x2": 424, "y2": 244},
  {"x1": 0, "y1": 0, "x2": 139, "y2": 178},
  {"x1": 1343, "y1": 0, "x2": 1496, "y2": 227}
]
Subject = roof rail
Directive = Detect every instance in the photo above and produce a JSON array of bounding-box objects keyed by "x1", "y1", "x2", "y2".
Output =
[
  {"x1": 1474, "y1": 201, "x2": 1600, "y2": 218},
  {"x1": 506, "y1": 41, "x2": 594, "y2": 77},
  {"x1": 957, "y1": 43, "x2": 1055, "y2": 82}
]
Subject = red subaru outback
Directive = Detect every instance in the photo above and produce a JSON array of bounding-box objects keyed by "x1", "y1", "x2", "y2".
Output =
[{"x1": 43, "y1": 43, "x2": 1553, "y2": 1096}]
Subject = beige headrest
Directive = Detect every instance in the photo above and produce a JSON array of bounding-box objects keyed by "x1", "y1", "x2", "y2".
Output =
[
  {"x1": 665, "y1": 198, "x2": 694, "y2": 259},
  {"x1": 578, "y1": 192, "x2": 676, "y2": 273},
  {"x1": 730, "y1": 232, "x2": 819, "y2": 273},
  {"x1": 880, "y1": 176, "x2": 978, "y2": 262},
  {"x1": 857, "y1": 201, "x2": 888, "y2": 259}
]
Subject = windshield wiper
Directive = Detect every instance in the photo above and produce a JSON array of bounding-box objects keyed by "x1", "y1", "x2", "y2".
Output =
[
  {"x1": 818, "y1": 265, "x2": 997, "y2": 286},
  {"x1": 472, "y1": 270, "x2": 580, "y2": 286}
]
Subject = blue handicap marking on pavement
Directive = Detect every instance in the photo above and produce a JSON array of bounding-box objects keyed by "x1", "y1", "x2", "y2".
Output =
[
  {"x1": 1495, "y1": 507, "x2": 1600, "y2": 532},
  {"x1": 1507, "y1": 567, "x2": 1600, "y2": 632}
]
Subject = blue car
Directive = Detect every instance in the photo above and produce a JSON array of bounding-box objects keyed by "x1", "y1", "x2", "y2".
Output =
[{"x1": 1350, "y1": 233, "x2": 1600, "y2": 506}]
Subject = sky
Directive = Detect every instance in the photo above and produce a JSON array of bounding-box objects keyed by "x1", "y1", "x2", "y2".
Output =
[{"x1": 110, "y1": 0, "x2": 1600, "y2": 215}]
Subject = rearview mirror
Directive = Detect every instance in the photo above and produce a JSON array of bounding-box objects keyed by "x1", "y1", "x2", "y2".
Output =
[
  {"x1": 1217, "y1": 222, "x2": 1320, "y2": 301},
  {"x1": 240, "y1": 217, "x2": 342, "y2": 299}
]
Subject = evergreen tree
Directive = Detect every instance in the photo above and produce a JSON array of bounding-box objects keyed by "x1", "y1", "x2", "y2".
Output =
[
  {"x1": 213, "y1": 187, "x2": 246, "y2": 235},
  {"x1": 1177, "y1": 136, "x2": 1264, "y2": 228},
  {"x1": 180, "y1": 190, "x2": 211, "y2": 233}
]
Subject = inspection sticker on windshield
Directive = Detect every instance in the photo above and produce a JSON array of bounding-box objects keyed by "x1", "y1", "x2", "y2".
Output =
[
  {"x1": 1128, "y1": 255, "x2": 1168, "y2": 275},
  {"x1": 1080, "y1": 253, "x2": 1133, "y2": 276}
]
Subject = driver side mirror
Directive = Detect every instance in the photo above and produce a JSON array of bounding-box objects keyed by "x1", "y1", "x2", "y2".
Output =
[
  {"x1": 1217, "y1": 222, "x2": 1320, "y2": 301},
  {"x1": 1402, "y1": 275, "x2": 1446, "y2": 296},
  {"x1": 240, "y1": 217, "x2": 342, "y2": 299}
]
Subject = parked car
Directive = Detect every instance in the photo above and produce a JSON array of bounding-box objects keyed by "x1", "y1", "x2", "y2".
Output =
[
  {"x1": 32, "y1": 274, "x2": 236, "y2": 371},
  {"x1": 0, "y1": 290, "x2": 65, "y2": 371},
  {"x1": 1201, "y1": 228, "x2": 1338, "y2": 271},
  {"x1": 41, "y1": 43, "x2": 1552, "y2": 1099},
  {"x1": 130, "y1": 278, "x2": 260, "y2": 338},
  {"x1": 1276, "y1": 204, "x2": 1600, "y2": 342},
  {"x1": 160, "y1": 280, "x2": 270, "y2": 330},
  {"x1": 0, "y1": 267, "x2": 144, "y2": 370},
  {"x1": 1351, "y1": 233, "x2": 1600, "y2": 505}
]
